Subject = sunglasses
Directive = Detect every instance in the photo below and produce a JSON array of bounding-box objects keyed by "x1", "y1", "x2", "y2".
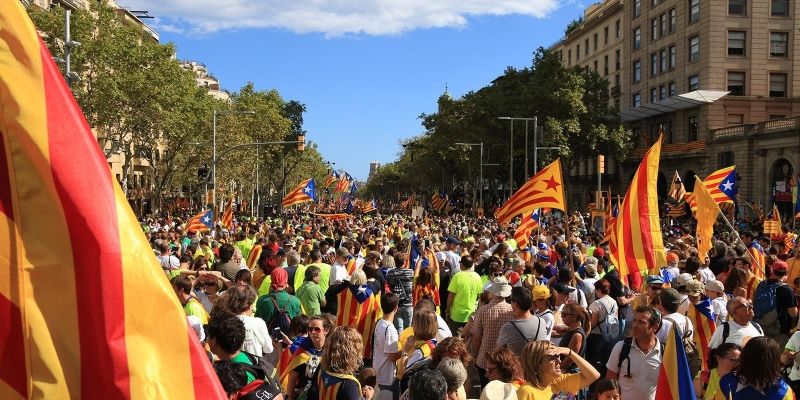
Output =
[
  {"x1": 734, "y1": 302, "x2": 753, "y2": 311},
  {"x1": 648, "y1": 285, "x2": 663, "y2": 291},
  {"x1": 546, "y1": 354, "x2": 561, "y2": 362},
  {"x1": 723, "y1": 356, "x2": 740, "y2": 363},
  {"x1": 308, "y1": 326, "x2": 324, "y2": 333}
]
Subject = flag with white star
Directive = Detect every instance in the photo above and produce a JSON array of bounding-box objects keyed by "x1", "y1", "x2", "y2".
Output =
[
  {"x1": 281, "y1": 178, "x2": 316, "y2": 207},
  {"x1": 186, "y1": 209, "x2": 214, "y2": 233}
]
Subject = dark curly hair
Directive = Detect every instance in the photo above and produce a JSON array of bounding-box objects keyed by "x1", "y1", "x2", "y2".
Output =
[
  {"x1": 207, "y1": 311, "x2": 245, "y2": 354},
  {"x1": 214, "y1": 361, "x2": 248, "y2": 396}
]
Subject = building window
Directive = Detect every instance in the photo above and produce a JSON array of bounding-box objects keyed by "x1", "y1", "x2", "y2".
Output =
[
  {"x1": 585, "y1": 39, "x2": 589, "y2": 55},
  {"x1": 769, "y1": 73, "x2": 787, "y2": 97},
  {"x1": 616, "y1": 19, "x2": 621, "y2": 38},
  {"x1": 615, "y1": 49, "x2": 621, "y2": 70},
  {"x1": 577, "y1": 44, "x2": 580, "y2": 61},
  {"x1": 728, "y1": 31, "x2": 746, "y2": 56},
  {"x1": 718, "y1": 152, "x2": 734, "y2": 168},
  {"x1": 604, "y1": 26, "x2": 609, "y2": 44},
  {"x1": 593, "y1": 60, "x2": 598, "y2": 72},
  {"x1": 634, "y1": 0, "x2": 642, "y2": 16},
  {"x1": 651, "y1": 53, "x2": 658, "y2": 76},
  {"x1": 689, "y1": 0, "x2": 700, "y2": 22},
  {"x1": 727, "y1": 71, "x2": 745, "y2": 95},
  {"x1": 669, "y1": 9, "x2": 677, "y2": 32},
  {"x1": 651, "y1": 87, "x2": 658, "y2": 102},
  {"x1": 689, "y1": 36, "x2": 700, "y2": 61},
  {"x1": 772, "y1": 0, "x2": 789, "y2": 16},
  {"x1": 594, "y1": 33, "x2": 598, "y2": 50},
  {"x1": 688, "y1": 116, "x2": 698, "y2": 141},
  {"x1": 651, "y1": 18, "x2": 659, "y2": 40},
  {"x1": 770, "y1": 32, "x2": 788, "y2": 57},
  {"x1": 615, "y1": 74, "x2": 621, "y2": 88},
  {"x1": 604, "y1": 55, "x2": 609, "y2": 75},
  {"x1": 660, "y1": 14, "x2": 668, "y2": 36},
  {"x1": 634, "y1": 27, "x2": 641, "y2": 49},
  {"x1": 729, "y1": 0, "x2": 746, "y2": 15},
  {"x1": 727, "y1": 114, "x2": 744, "y2": 124},
  {"x1": 568, "y1": 49, "x2": 572, "y2": 65},
  {"x1": 688, "y1": 74, "x2": 700, "y2": 91},
  {"x1": 660, "y1": 85, "x2": 667, "y2": 99},
  {"x1": 633, "y1": 92, "x2": 642, "y2": 107},
  {"x1": 633, "y1": 60, "x2": 642, "y2": 81},
  {"x1": 660, "y1": 49, "x2": 667, "y2": 72},
  {"x1": 669, "y1": 81, "x2": 676, "y2": 96},
  {"x1": 669, "y1": 46, "x2": 676, "y2": 68}
]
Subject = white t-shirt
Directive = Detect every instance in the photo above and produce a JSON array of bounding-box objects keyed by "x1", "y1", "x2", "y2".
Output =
[
  {"x1": 238, "y1": 315, "x2": 274, "y2": 357},
  {"x1": 443, "y1": 250, "x2": 461, "y2": 277},
  {"x1": 373, "y1": 318, "x2": 399, "y2": 386},
  {"x1": 710, "y1": 297, "x2": 728, "y2": 325},
  {"x1": 785, "y1": 331, "x2": 800, "y2": 381},
  {"x1": 657, "y1": 313, "x2": 694, "y2": 344},
  {"x1": 588, "y1": 296, "x2": 617, "y2": 334},
  {"x1": 698, "y1": 268, "x2": 716, "y2": 284},
  {"x1": 331, "y1": 263, "x2": 349, "y2": 283},
  {"x1": 535, "y1": 309, "x2": 554, "y2": 341},
  {"x1": 708, "y1": 319, "x2": 763, "y2": 349},
  {"x1": 158, "y1": 254, "x2": 180, "y2": 270},
  {"x1": 606, "y1": 339, "x2": 661, "y2": 400},
  {"x1": 436, "y1": 315, "x2": 453, "y2": 341}
]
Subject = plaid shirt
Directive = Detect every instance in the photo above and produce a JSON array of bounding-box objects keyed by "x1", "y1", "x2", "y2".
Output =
[{"x1": 472, "y1": 298, "x2": 513, "y2": 368}]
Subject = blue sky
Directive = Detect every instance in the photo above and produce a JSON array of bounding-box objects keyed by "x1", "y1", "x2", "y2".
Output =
[{"x1": 125, "y1": 1, "x2": 584, "y2": 180}]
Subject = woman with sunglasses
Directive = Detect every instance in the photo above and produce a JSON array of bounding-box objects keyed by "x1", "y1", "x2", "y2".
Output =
[
  {"x1": 280, "y1": 315, "x2": 330, "y2": 399},
  {"x1": 517, "y1": 340, "x2": 600, "y2": 400},
  {"x1": 694, "y1": 342, "x2": 741, "y2": 399},
  {"x1": 558, "y1": 303, "x2": 589, "y2": 373}
]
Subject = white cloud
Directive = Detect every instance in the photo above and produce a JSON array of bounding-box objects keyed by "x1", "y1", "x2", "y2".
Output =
[{"x1": 122, "y1": 0, "x2": 560, "y2": 36}]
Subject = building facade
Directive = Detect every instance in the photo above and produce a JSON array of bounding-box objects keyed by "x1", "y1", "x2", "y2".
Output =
[{"x1": 554, "y1": 0, "x2": 800, "y2": 213}]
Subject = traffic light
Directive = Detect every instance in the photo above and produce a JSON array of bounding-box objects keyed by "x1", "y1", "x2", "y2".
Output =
[
  {"x1": 597, "y1": 155, "x2": 605, "y2": 173},
  {"x1": 197, "y1": 164, "x2": 208, "y2": 180},
  {"x1": 297, "y1": 135, "x2": 305, "y2": 151}
]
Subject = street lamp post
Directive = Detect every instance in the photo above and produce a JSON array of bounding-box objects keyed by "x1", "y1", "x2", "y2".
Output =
[
  {"x1": 455, "y1": 142, "x2": 484, "y2": 210},
  {"x1": 212, "y1": 109, "x2": 255, "y2": 213}
]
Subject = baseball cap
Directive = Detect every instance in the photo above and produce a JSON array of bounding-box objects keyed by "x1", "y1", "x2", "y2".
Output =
[
  {"x1": 666, "y1": 252, "x2": 679, "y2": 264},
  {"x1": 270, "y1": 268, "x2": 288, "y2": 290},
  {"x1": 594, "y1": 248, "x2": 605, "y2": 258},
  {"x1": 584, "y1": 264, "x2": 598, "y2": 276},
  {"x1": 705, "y1": 279, "x2": 725, "y2": 293},
  {"x1": 685, "y1": 279, "x2": 704, "y2": 296},
  {"x1": 772, "y1": 260, "x2": 789, "y2": 273},
  {"x1": 537, "y1": 242, "x2": 550, "y2": 251},
  {"x1": 553, "y1": 282, "x2": 576, "y2": 295},
  {"x1": 445, "y1": 236, "x2": 462, "y2": 245},
  {"x1": 645, "y1": 275, "x2": 665, "y2": 285},
  {"x1": 675, "y1": 273, "x2": 694, "y2": 288},
  {"x1": 658, "y1": 288, "x2": 681, "y2": 310}
]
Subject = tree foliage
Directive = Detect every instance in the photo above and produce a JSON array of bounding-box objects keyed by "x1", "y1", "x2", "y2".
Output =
[{"x1": 363, "y1": 47, "x2": 631, "y2": 206}]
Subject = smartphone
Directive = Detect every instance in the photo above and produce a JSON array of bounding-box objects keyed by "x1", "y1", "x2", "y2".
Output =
[{"x1": 273, "y1": 327, "x2": 282, "y2": 337}]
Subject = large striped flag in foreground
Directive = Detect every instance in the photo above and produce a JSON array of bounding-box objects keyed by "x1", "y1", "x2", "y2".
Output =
[
  {"x1": 655, "y1": 326, "x2": 697, "y2": 400},
  {"x1": 688, "y1": 298, "x2": 717, "y2": 372},
  {"x1": 282, "y1": 178, "x2": 316, "y2": 207},
  {"x1": 609, "y1": 136, "x2": 666, "y2": 287},
  {"x1": 0, "y1": 1, "x2": 224, "y2": 398},
  {"x1": 495, "y1": 159, "x2": 566, "y2": 224}
]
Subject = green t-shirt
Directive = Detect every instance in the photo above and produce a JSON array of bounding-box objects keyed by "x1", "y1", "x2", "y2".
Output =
[
  {"x1": 236, "y1": 238, "x2": 254, "y2": 261},
  {"x1": 296, "y1": 281, "x2": 325, "y2": 316},
  {"x1": 304, "y1": 262, "x2": 331, "y2": 294},
  {"x1": 255, "y1": 291, "x2": 303, "y2": 328},
  {"x1": 231, "y1": 352, "x2": 256, "y2": 383},
  {"x1": 184, "y1": 297, "x2": 208, "y2": 325},
  {"x1": 293, "y1": 264, "x2": 308, "y2": 292},
  {"x1": 447, "y1": 270, "x2": 482, "y2": 323}
]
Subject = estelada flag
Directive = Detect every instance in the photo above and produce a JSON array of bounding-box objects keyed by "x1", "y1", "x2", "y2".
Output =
[
  {"x1": 655, "y1": 326, "x2": 698, "y2": 400},
  {"x1": 495, "y1": 159, "x2": 566, "y2": 224},
  {"x1": 282, "y1": 178, "x2": 316, "y2": 207},
  {"x1": 608, "y1": 136, "x2": 666, "y2": 285},
  {"x1": 0, "y1": 2, "x2": 224, "y2": 398},
  {"x1": 335, "y1": 283, "x2": 382, "y2": 358},
  {"x1": 688, "y1": 298, "x2": 717, "y2": 372},
  {"x1": 186, "y1": 209, "x2": 214, "y2": 233},
  {"x1": 513, "y1": 209, "x2": 540, "y2": 250}
]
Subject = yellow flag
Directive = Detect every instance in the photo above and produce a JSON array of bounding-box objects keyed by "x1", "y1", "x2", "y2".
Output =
[{"x1": 694, "y1": 176, "x2": 720, "y2": 259}]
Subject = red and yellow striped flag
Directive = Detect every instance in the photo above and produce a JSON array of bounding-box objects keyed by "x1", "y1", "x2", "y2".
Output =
[
  {"x1": 608, "y1": 136, "x2": 666, "y2": 287},
  {"x1": 688, "y1": 299, "x2": 717, "y2": 372},
  {"x1": 0, "y1": 2, "x2": 224, "y2": 398},
  {"x1": 513, "y1": 209, "x2": 540, "y2": 249},
  {"x1": 335, "y1": 285, "x2": 381, "y2": 358},
  {"x1": 495, "y1": 159, "x2": 566, "y2": 224},
  {"x1": 220, "y1": 195, "x2": 234, "y2": 230}
]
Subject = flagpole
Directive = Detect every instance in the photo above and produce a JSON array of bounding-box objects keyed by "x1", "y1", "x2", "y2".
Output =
[{"x1": 717, "y1": 209, "x2": 766, "y2": 277}]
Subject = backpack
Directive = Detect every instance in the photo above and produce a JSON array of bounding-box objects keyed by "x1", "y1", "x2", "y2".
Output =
[
  {"x1": 753, "y1": 280, "x2": 788, "y2": 338},
  {"x1": 226, "y1": 353, "x2": 283, "y2": 400},
  {"x1": 598, "y1": 299, "x2": 621, "y2": 344},
  {"x1": 231, "y1": 352, "x2": 277, "y2": 382},
  {"x1": 664, "y1": 316, "x2": 702, "y2": 378},
  {"x1": 720, "y1": 320, "x2": 763, "y2": 344},
  {"x1": 268, "y1": 295, "x2": 292, "y2": 334},
  {"x1": 616, "y1": 337, "x2": 665, "y2": 378}
]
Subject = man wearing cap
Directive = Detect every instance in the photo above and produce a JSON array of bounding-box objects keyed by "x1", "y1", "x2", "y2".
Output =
[
  {"x1": 633, "y1": 275, "x2": 664, "y2": 310},
  {"x1": 468, "y1": 276, "x2": 513, "y2": 387},
  {"x1": 576, "y1": 259, "x2": 599, "y2": 304},
  {"x1": 655, "y1": 287, "x2": 694, "y2": 344},
  {"x1": 442, "y1": 236, "x2": 462, "y2": 278},
  {"x1": 672, "y1": 273, "x2": 694, "y2": 316},
  {"x1": 753, "y1": 260, "x2": 797, "y2": 346},
  {"x1": 255, "y1": 268, "x2": 302, "y2": 330}
]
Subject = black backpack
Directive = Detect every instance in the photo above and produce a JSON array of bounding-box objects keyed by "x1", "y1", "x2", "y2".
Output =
[
  {"x1": 227, "y1": 355, "x2": 283, "y2": 400},
  {"x1": 232, "y1": 352, "x2": 277, "y2": 382},
  {"x1": 720, "y1": 320, "x2": 763, "y2": 344},
  {"x1": 268, "y1": 295, "x2": 292, "y2": 333}
]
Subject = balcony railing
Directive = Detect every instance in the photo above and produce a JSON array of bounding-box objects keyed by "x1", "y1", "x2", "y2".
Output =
[
  {"x1": 709, "y1": 116, "x2": 800, "y2": 141},
  {"x1": 632, "y1": 141, "x2": 706, "y2": 157}
]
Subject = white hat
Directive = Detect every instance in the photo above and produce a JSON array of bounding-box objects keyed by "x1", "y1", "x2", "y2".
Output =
[
  {"x1": 480, "y1": 380, "x2": 517, "y2": 400},
  {"x1": 487, "y1": 276, "x2": 512, "y2": 297}
]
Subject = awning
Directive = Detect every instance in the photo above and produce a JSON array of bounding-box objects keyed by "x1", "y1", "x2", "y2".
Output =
[{"x1": 620, "y1": 90, "x2": 729, "y2": 122}]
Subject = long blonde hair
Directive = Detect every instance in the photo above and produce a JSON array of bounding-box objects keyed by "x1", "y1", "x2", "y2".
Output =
[{"x1": 521, "y1": 340, "x2": 552, "y2": 387}]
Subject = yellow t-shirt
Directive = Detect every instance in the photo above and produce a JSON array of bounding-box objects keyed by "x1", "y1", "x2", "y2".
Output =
[
  {"x1": 701, "y1": 368, "x2": 721, "y2": 400},
  {"x1": 517, "y1": 373, "x2": 581, "y2": 400},
  {"x1": 184, "y1": 297, "x2": 209, "y2": 325}
]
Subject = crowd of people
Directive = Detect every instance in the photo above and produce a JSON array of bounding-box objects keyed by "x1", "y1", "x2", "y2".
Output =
[{"x1": 145, "y1": 210, "x2": 800, "y2": 399}]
